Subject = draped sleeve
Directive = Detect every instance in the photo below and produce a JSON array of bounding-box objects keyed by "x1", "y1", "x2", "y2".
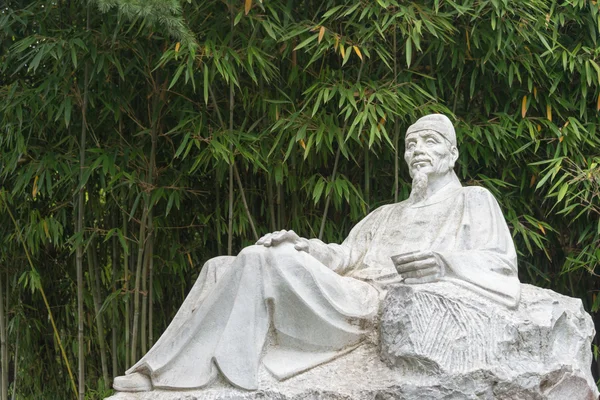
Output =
[
  {"x1": 435, "y1": 187, "x2": 521, "y2": 308},
  {"x1": 303, "y1": 206, "x2": 390, "y2": 276}
]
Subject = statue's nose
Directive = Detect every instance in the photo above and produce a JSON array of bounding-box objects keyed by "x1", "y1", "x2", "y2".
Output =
[{"x1": 413, "y1": 144, "x2": 425, "y2": 155}]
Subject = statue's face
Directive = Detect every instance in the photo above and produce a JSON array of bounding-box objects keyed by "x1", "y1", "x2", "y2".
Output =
[{"x1": 404, "y1": 130, "x2": 458, "y2": 179}]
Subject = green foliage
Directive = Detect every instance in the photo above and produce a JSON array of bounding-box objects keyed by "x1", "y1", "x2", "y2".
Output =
[{"x1": 0, "y1": 0, "x2": 599, "y2": 397}]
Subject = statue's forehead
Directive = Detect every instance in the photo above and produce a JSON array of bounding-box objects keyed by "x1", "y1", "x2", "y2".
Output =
[{"x1": 405, "y1": 129, "x2": 445, "y2": 141}]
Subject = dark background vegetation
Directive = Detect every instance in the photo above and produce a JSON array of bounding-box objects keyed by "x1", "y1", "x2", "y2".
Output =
[{"x1": 0, "y1": 0, "x2": 599, "y2": 398}]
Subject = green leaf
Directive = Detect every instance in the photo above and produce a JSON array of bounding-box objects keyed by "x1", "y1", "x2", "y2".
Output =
[
  {"x1": 557, "y1": 182, "x2": 569, "y2": 202},
  {"x1": 203, "y1": 64, "x2": 209, "y2": 105}
]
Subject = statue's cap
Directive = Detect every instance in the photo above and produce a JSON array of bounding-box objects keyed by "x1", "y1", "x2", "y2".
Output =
[{"x1": 406, "y1": 114, "x2": 456, "y2": 146}]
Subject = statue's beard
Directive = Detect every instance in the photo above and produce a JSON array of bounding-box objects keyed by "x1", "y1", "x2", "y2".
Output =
[{"x1": 410, "y1": 171, "x2": 428, "y2": 203}]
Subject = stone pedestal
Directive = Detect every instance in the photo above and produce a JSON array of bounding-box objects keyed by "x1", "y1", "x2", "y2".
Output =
[
  {"x1": 107, "y1": 283, "x2": 599, "y2": 400},
  {"x1": 381, "y1": 282, "x2": 599, "y2": 400}
]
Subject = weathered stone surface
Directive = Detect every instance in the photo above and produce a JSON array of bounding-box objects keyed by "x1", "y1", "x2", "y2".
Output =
[
  {"x1": 106, "y1": 282, "x2": 598, "y2": 399},
  {"x1": 380, "y1": 282, "x2": 599, "y2": 400}
]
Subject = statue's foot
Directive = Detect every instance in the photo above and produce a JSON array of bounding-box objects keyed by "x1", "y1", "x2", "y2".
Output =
[{"x1": 113, "y1": 372, "x2": 153, "y2": 392}]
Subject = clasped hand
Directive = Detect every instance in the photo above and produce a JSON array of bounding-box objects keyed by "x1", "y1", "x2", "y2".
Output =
[
  {"x1": 256, "y1": 229, "x2": 309, "y2": 252},
  {"x1": 391, "y1": 250, "x2": 444, "y2": 284}
]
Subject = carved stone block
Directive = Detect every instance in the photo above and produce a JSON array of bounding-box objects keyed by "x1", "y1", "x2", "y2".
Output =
[{"x1": 380, "y1": 282, "x2": 599, "y2": 399}]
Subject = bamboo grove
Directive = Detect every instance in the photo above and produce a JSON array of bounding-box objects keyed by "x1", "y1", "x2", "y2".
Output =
[{"x1": 0, "y1": 0, "x2": 599, "y2": 398}]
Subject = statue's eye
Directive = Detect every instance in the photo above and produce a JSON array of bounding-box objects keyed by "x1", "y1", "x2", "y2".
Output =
[
  {"x1": 407, "y1": 142, "x2": 416, "y2": 150},
  {"x1": 426, "y1": 138, "x2": 437, "y2": 145}
]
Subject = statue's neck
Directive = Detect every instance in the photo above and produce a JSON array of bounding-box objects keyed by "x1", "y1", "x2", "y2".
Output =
[{"x1": 425, "y1": 170, "x2": 460, "y2": 199}]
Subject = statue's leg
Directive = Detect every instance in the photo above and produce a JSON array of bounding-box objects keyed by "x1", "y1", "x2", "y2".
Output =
[
  {"x1": 259, "y1": 243, "x2": 379, "y2": 379},
  {"x1": 128, "y1": 246, "x2": 273, "y2": 391},
  {"x1": 115, "y1": 255, "x2": 236, "y2": 391},
  {"x1": 115, "y1": 244, "x2": 378, "y2": 392}
]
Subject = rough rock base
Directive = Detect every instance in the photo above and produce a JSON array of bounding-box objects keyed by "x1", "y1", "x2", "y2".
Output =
[{"x1": 107, "y1": 283, "x2": 599, "y2": 400}]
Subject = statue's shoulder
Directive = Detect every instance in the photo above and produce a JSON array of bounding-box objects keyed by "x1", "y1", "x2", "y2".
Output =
[
  {"x1": 459, "y1": 185, "x2": 502, "y2": 208},
  {"x1": 460, "y1": 185, "x2": 495, "y2": 198}
]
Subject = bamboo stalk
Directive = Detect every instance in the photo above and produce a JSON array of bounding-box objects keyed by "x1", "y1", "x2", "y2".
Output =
[
  {"x1": 111, "y1": 212, "x2": 119, "y2": 379},
  {"x1": 145, "y1": 81, "x2": 159, "y2": 351},
  {"x1": 0, "y1": 272, "x2": 7, "y2": 400},
  {"x1": 140, "y1": 221, "x2": 150, "y2": 355},
  {"x1": 227, "y1": 127, "x2": 234, "y2": 254},
  {"x1": 318, "y1": 148, "x2": 340, "y2": 240},
  {"x1": 148, "y1": 227, "x2": 154, "y2": 348},
  {"x1": 131, "y1": 203, "x2": 149, "y2": 364},
  {"x1": 227, "y1": 0, "x2": 235, "y2": 256},
  {"x1": 207, "y1": 76, "x2": 258, "y2": 252},
  {"x1": 318, "y1": 61, "x2": 364, "y2": 240},
  {"x1": 277, "y1": 184, "x2": 282, "y2": 229},
  {"x1": 267, "y1": 178, "x2": 276, "y2": 232},
  {"x1": 233, "y1": 165, "x2": 258, "y2": 240},
  {"x1": 10, "y1": 319, "x2": 17, "y2": 400},
  {"x1": 3, "y1": 272, "x2": 6, "y2": 400},
  {"x1": 364, "y1": 147, "x2": 370, "y2": 213},
  {"x1": 393, "y1": 24, "x2": 399, "y2": 203},
  {"x1": 123, "y1": 205, "x2": 130, "y2": 369},
  {"x1": 215, "y1": 178, "x2": 222, "y2": 255},
  {"x1": 76, "y1": 5, "x2": 91, "y2": 398},
  {"x1": 2, "y1": 204, "x2": 77, "y2": 398},
  {"x1": 87, "y1": 240, "x2": 109, "y2": 386}
]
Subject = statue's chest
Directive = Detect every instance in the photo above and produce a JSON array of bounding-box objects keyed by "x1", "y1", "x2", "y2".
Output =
[{"x1": 375, "y1": 200, "x2": 461, "y2": 254}]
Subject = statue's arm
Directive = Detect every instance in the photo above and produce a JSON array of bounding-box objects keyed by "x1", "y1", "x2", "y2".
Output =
[{"x1": 303, "y1": 206, "x2": 387, "y2": 275}]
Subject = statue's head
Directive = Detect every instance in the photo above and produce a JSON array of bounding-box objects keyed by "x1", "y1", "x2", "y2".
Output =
[{"x1": 404, "y1": 114, "x2": 459, "y2": 180}]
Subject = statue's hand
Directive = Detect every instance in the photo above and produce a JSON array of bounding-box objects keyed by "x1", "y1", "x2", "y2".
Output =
[
  {"x1": 256, "y1": 229, "x2": 309, "y2": 252},
  {"x1": 391, "y1": 250, "x2": 444, "y2": 284}
]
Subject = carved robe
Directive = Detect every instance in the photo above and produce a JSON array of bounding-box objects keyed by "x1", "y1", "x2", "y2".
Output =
[{"x1": 126, "y1": 180, "x2": 519, "y2": 390}]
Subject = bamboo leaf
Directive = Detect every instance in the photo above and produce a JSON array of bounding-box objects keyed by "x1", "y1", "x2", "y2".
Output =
[
  {"x1": 318, "y1": 26, "x2": 325, "y2": 44},
  {"x1": 353, "y1": 45, "x2": 363, "y2": 61},
  {"x1": 557, "y1": 182, "x2": 569, "y2": 202}
]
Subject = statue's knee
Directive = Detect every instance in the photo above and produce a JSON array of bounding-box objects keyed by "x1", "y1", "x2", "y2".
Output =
[
  {"x1": 238, "y1": 245, "x2": 267, "y2": 257},
  {"x1": 202, "y1": 255, "x2": 235, "y2": 270}
]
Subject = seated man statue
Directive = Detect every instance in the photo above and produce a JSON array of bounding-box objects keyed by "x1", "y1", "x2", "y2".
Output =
[{"x1": 113, "y1": 114, "x2": 520, "y2": 392}]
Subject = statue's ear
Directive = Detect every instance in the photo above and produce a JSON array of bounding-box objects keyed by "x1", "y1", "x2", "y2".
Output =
[{"x1": 449, "y1": 146, "x2": 459, "y2": 168}]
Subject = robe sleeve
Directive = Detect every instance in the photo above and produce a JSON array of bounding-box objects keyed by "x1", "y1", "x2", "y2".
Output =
[
  {"x1": 304, "y1": 206, "x2": 388, "y2": 275},
  {"x1": 435, "y1": 187, "x2": 521, "y2": 308}
]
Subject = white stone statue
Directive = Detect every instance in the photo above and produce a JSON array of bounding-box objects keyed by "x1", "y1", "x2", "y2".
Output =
[{"x1": 113, "y1": 114, "x2": 522, "y2": 393}]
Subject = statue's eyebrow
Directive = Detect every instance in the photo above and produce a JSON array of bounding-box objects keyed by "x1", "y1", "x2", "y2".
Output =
[{"x1": 421, "y1": 133, "x2": 441, "y2": 141}]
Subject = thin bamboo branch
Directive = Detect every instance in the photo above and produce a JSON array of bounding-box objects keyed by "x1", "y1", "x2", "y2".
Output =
[{"x1": 233, "y1": 164, "x2": 258, "y2": 240}]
